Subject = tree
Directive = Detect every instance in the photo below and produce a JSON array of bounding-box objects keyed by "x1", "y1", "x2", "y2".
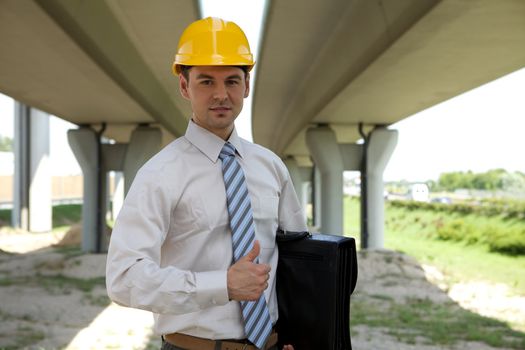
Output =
[
  {"x1": 437, "y1": 169, "x2": 522, "y2": 191},
  {"x1": 0, "y1": 135, "x2": 13, "y2": 152}
]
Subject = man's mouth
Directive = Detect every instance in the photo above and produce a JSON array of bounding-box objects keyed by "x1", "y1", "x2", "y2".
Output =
[{"x1": 209, "y1": 106, "x2": 232, "y2": 112}]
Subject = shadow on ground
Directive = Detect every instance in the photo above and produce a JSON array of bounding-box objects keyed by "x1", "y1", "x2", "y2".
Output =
[{"x1": 350, "y1": 250, "x2": 525, "y2": 350}]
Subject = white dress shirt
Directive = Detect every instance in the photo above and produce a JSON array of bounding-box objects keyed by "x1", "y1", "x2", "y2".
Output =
[{"x1": 106, "y1": 120, "x2": 307, "y2": 339}]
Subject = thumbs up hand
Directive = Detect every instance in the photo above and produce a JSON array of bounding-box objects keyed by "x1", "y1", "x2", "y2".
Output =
[
  {"x1": 242, "y1": 239, "x2": 261, "y2": 263},
  {"x1": 227, "y1": 240, "x2": 271, "y2": 301}
]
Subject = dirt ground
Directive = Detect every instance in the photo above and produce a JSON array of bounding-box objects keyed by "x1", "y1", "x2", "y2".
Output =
[
  {"x1": 0, "y1": 229, "x2": 524, "y2": 350},
  {"x1": 351, "y1": 250, "x2": 524, "y2": 350}
]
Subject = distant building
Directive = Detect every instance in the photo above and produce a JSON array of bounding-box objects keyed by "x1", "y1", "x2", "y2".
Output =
[{"x1": 408, "y1": 183, "x2": 429, "y2": 202}]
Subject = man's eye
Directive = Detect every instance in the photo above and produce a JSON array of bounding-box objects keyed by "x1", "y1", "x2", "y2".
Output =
[
  {"x1": 226, "y1": 80, "x2": 239, "y2": 86},
  {"x1": 200, "y1": 80, "x2": 212, "y2": 85}
]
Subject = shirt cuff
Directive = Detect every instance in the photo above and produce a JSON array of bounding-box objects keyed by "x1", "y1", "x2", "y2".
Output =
[{"x1": 194, "y1": 270, "x2": 229, "y2": 308}]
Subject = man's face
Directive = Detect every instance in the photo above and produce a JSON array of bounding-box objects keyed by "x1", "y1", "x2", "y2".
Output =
[{"x1": 179, "y1": 66, "x2": 250, "y2": 140}]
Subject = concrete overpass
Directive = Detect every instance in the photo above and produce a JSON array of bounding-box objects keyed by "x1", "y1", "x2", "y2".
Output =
[{"x1": 1, "y1": 0, "x2": 524, "y2": 251}]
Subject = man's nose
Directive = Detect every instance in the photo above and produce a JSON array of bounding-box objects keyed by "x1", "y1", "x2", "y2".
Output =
[{"x1": 213, "y1": 83, "x2": 228, "y2": 100}]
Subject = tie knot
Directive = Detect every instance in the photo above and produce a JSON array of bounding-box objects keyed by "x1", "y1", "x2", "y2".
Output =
[{"x1": 219, "y1": 142, "x2": 236, "y2": 160}]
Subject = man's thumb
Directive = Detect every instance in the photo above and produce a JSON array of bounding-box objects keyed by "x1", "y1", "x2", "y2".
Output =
[{"x1": 244, "y1": 240, "x2": 260, "y2": 262}]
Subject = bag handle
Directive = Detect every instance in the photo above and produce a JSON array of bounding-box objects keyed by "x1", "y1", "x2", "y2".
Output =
[{"x1": 276, "y1": 228, "x2": 311, "y2": 242}]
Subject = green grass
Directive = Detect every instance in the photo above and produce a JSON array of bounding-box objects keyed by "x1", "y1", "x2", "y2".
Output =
[
  {"x1": 343, "y1": 197, "x2": 361, "y2": 246},
  {"x1": 386, "y1": 224, "x2": 525, "y2": 293},
  {"x1": 351, "y1": 296, "x2": 525, "y2": 348},
  {"x1": 52, "y1": 204, "x2": 82, "y2": 228},
  {"x1": 0, "y1": 310, "x2": 46, "y2": 350},
  {"x1": 384, "y1": 204, "x2": 525, "y2": 295},
  {"x1": 53, "y1": 245, "x2": 84, "y2": 259},
  {"x1": 0, "y1": 274, "x2": 105, "y2": 293},
  {"x1": 345, "y1": 196, "x2": 525, "y2": 346},
  {"x1": 389, "y1": 200, "x2": 525, "y2": 255},
  {"x1": 83, "y1": 293, "x2": 111, "y2": 307},
  {"x1": 0, "y1": 204, "x2": 82, "y2": 229},
  {"x1": 344, "y1": 196, "x2": 525, "y2": 295},
  {"x1": 0, "y1": 209, "x2": 9, "y2": 225},
  {"x1": 0, "y1": 325, "x2": 45, "y2": 350}
]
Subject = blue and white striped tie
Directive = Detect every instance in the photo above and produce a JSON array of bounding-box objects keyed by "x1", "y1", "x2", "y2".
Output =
[{"x1": 219, "y1": 142, "x2": 273, "y2": 349}]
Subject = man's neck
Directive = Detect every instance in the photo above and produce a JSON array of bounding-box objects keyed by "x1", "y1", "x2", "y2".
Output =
[{"x1": 191, "y1": 118, "x2": 233, "y2": 141}]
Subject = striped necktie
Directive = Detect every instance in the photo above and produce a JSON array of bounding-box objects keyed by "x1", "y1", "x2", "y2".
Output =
[{"x1": 219, "y1": 142, "x2": 272, "y2": 349}]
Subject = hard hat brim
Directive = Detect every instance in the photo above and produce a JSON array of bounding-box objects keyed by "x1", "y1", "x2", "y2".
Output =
[{"x1": 172, "y1": 57, "x2": 255, "y2": 75}]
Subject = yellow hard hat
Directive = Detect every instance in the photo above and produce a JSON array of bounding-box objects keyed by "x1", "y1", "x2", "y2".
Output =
[{"x1": 172, "y1": 17, "x2": 255, "y2": 75}]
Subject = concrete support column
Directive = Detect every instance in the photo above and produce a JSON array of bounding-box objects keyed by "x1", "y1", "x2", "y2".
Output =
[
  {"x1": 366, "y1": 128, "x2": 398, "y2": 249},
  {"x1": 283, "y1": 157, "x2": 312, "y2": 221},
  {"x1": 99, "y1": 143, "x2": 128, "y2": 251},
  {"x1": 68, "y1": 125, "x2": 161, "y2": 253},
  {"x1": 112, "y1": 172, "x2": 124, "y2": 220},
  {"x1": 12, "y1": 103, "x2": 51, "y2": 232},
  {"x1": 13, "y1": 103, "x2": 29, "y2": 230},
  {"x1": 68, "y1": 127, "x2": 99, "y2": 252},
  {"x1": 123, "y1": 126, "x2": 162, "y2": 195},
  {"x1": 306, "y1": 126, "x2": 344, "y2": 235},
  {"x1": 301, "y1": 181, "x2": 311, "y2": 224},
  {"x1": 284, "y1": 157, "x2": 304, "y2": 205},
  {"x1": 313, "y1": 166, "x2": 322, "y2": 230}
]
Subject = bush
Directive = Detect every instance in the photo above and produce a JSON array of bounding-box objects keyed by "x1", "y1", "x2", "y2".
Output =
[
  {"x1": 487, "y1": 227, "x2": 525, "y2": 256},
  {"x1": 387, "y1": 200, "x2": 525, "y2": 256},
  {"x1": 389, "y1": 199, "x2": 525, "y2": 221},
  {"x1": 436, "y1": 219, "x2": 464, "y2": 241},
  {"x1": 435, "y1": 219, "x2": 480, "y2": 244}
]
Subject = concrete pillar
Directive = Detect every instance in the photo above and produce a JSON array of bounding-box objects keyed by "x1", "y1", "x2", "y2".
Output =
[
  {"x1": 101, "y1": 143, "x2": 127, "y2": 231},
  {"x1": 68, "y1": 125, "x2": 161, "y2": 253},
  {"x1": 123, "y1": 126, "x2": 162, "y2": 195},
  {"x1": 112, "y1": 172, "x2": 124, "y2": 220},
  {"x1": 13, "y1": 103, "x2": 29, "y2": 230},
  {"x1": 301, "y1": 182, "x2": 311, "y2": 224},
  {"x1": 68, "y1": 127, "x2": 99, "y2": 252},
  {"x1": 306, "y1": 126, "x2": 344, "y2": 235},
  {"x1": 366, "y1": 128, "x2": 398, "y2": 249},
  {"x1": 313, "y1": 166, "x2": 322, "y2": 230},
  {"x1": 284, "y1": 157, "x2": 304, "y2": 205},
  {"x1": 12, "y1": 103, "x2": 51, "y2": 232},
  {"x1": 283, "y1": 157, "x2": 312, "y2": 223},
  {"x1": 339, "y1": 144, "x2": 363, "y2": 171}
]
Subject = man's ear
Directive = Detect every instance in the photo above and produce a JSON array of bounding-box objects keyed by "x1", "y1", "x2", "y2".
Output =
[
  {"x1": 179, "y1": 74, "x2": 190, "y2": 100},
  {"x1": 244, "y1": 73, "x2": 250, "y2": 98}
]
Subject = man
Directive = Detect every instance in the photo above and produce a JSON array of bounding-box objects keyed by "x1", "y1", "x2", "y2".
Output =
[{"x1": 106, "y1": 17, "x2": 306, "y2": 350}]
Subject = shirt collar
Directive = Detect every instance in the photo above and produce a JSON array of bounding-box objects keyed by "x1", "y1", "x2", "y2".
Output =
[{"x1": 185, "y1": 120, "x2": 245, "y2": 163}]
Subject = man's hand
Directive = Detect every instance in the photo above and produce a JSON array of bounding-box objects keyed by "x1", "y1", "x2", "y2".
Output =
[
  {"x1": 282, "y1": 345, "x2": 294, "y2": 350},
  {"x1": 227, "y1": 240, "x2": 271, "y2": 301}
]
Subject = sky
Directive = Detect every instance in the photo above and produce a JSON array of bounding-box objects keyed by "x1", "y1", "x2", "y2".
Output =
[
  {"x1": 383, "y1": 67, "x2": 525, "y2": 182},
  {"x1": 1, "y1": 0, "x2": 524, "y2": 182}
]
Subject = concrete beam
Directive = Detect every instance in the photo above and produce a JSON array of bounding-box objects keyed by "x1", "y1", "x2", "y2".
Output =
[{"x1": 34, "y1": 0, "x2": 189, "y2": 137}]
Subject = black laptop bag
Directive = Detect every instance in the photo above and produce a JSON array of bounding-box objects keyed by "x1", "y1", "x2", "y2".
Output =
[{"x1": 275, "y1": 229, "x2": 358, "y2": 350}]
